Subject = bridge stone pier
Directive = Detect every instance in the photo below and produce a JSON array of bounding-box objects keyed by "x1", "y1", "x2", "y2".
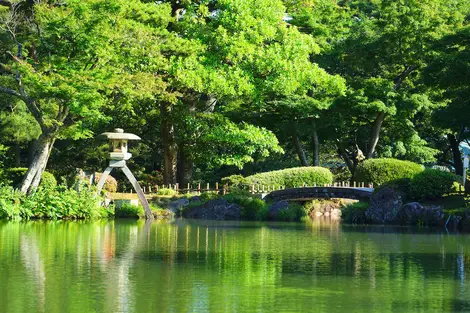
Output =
[{"x1": 263, "y1": 187, "x2": 374, "y2": 202}]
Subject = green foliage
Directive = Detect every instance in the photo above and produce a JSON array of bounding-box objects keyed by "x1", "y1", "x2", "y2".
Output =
[
  {"x1": 199, "y1": 192, "x2": 221, "y2": 202},
  {"x1": 2, "y1": 167, "x2": 56, "y2": 189},
  {"x1": 222, "y1": 175, "x2": 250, "y2": 188},
  {"x1": 245, "y1": 166, "x2": 333, "y2": 188},
  {"x1": 410, "y1": 169, "x2": 459, "y2": 200},
  {"x1": 115, "y1": 203, "x2": 143, "y2": 219},
  {"x1": 355, "y1": 159, "x2": 424, "y2": 186},
  {"x1": 39, "y1": 171, "x2": 57, "y2": 190},
  {"x1": 223, "y1": 191, "x2": 268, "y2": 221},
  {"x1": 138, "y1": 171, "x2": 163, "y2": 189},
  {"x1": 341, "y1": 202, "x2": 369, "y2": 224},
  {"x1": 275, "y1": 203, "x2": 306, "y2": 222},
  {"x1": 0, "y1": 185, "x2": 110, "y2": 220},
  {"x1": 378, "y1": 178, "x2": 413, "y2": 200},
  {"x1": 156, "y1": 188, "x2": 178, "y2": 196}
]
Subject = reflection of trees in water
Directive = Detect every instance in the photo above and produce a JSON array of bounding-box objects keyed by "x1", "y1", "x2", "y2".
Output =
[
  {"x1": 20, "y1": 234, "x2": 46, "y2": 313},
  {"x1": 1, "y1": 220, "x2": 470, "y2": 312}
]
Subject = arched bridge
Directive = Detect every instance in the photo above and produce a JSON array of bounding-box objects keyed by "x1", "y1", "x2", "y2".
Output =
[{"x1": 263, "y1": 187, "x2": 374, "y2": 202}]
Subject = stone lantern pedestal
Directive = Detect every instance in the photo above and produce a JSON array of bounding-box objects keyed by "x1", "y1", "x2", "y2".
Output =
[{"x1": 97, "y1": 128, "x2": 153, "y2": 219}]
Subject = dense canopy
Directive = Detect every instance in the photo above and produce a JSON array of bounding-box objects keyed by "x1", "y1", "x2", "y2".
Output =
[{"x1": 0, "y1": 0, "x2": 469, "y2": 191}]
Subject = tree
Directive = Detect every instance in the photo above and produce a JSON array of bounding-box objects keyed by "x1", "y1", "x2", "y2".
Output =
[
  {"x1": 292, "y1": 0, "x2": 469, "y2": 176},
  {"x1": 424, "y1": 26, "x2": 470, "y2": 175},
  {"x1": 0, "y1": 0, "x2": 177, "y2": 192}
]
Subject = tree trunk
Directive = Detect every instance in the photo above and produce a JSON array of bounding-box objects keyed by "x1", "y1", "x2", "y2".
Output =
[
  {"x1": 292, "y1": 128, "x2": 309, "y2": 167},
  {"x1": 367, "y1": 112, "x2": 386, "y2": 159},
  {"x1": 177, "y1": 147, "x2": 193, "y2": 186},
  {"x1": 160, "y1": 102, "x2": 177, "y2": 185},
  {"x1": 19, "y1": 132, "x2": 54, "y2": 193},
  {"x1": 312, "y1": 120, "x2": 320, "y2": 166},
  {"x1": 448, "y1": 133, "x2": 463, "y2": 176},
  {"x1": 337, "y1": 143, "x2": 356, "y2": 177}
]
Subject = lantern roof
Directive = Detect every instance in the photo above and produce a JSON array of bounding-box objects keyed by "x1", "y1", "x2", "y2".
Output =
[{"x1": 101, "y1": 128, "x2": 141, "y2": 141}]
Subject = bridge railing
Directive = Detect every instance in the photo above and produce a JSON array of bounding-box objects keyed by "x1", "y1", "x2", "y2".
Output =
[{"x1": 119, "y1": 181, "x2": 374, "y2": 195}]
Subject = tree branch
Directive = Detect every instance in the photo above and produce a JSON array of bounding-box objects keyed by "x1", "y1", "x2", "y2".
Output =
[
  {"x1": 394, "y1": 65, "x2": 417, "y2": 90},
  {"x1": 0, "y1": 85, "x2": 22, "y2": 98},
  {"x1": 0, "y1": 1, "x2": 12, "y2": 8}
]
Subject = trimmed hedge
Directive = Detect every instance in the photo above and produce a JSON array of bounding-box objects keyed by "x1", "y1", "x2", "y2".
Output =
[
  {"x1": 410, "y1": 169, "x2": 459, "y2": 200},
  {"x1": 355, "y1": 158, "x2": 424, "y2": 186},
  {"x1": 242, "y1": 167, "x2": 333, "y2": 188},
  {"x1": 3, "y1": 167, "x2": 57, "y2": 189}
]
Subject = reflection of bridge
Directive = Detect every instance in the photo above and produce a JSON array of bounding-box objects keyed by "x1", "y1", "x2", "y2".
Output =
[{"x1": 263, "y1": 187, "x2": 374, "y2": 202}]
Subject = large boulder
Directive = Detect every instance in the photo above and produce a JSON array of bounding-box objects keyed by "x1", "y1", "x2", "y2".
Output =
[
  {"x1": 366, "y1": 187, "x2": 402, "y2": 223},
  {"x1": 396, "y1": 202, "x2": 424, "y2": 224},
  {"x1": 168, "y1": 198, "x2": 190, "y2": 212},
  {"x1": 267, "y1": 201, "x2": 290, "y2": 220},
  {"x1": 184, "y1": 199, "x2": 241, "y2": 220}
]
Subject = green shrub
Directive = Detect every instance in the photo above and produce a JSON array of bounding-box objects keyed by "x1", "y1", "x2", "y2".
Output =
[
  {"x1": 377, "y1": 178, "x2": 412, "y2": 200},
  {"x1": 94, "y1": 172, "x2": 118, "y2": 193},
  {"x1": 40, "y1": 171, "x2": 57, "y2": 189},
  {"x1": 221, "y1": 175, "x2": 250, "y2": 188},
  {"x1": 223, "y1": 192, "x2": 268, "y2": 220},
  {"x1": 0, "y1": 184, "x2": 109, "y2": 220},
  {"x1": 115, "y1": 202, "x2": 143, "y2": 218},
  {"x1": 156, "y1": 188, "x2": 178, "y2": 196},
  {"x1": 276, "y1": 203, "x2": 306, "y2": 222},
  {"x1": 199, "y1": 191, "x2": 220, "y2": 202},
  {"x1": 355, "y1": 158, "x2": 424, "y2": 186},
  {"x1": 341, "y1": 202, "x2": 369, "y2": 224},
  {"x1": 3, "y1": 167, "x2": 57, "y2": 189},
  {"x1": 0, "y1": 185, "x2": 27, "y2": 220},
  {"x1": 410, "y1": 169, "x2": 459, "y2": 200},
  {"x1": 244, "y1": 166, "x2": 333, "y2": 188}
]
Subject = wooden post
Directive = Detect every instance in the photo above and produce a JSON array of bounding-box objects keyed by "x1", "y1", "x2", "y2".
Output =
[
  {"x1": 353, "y1": 181, "x2": 356, "y2": 188},
  {"x1": 175, "y1": 183, "x2": 179, "y2": 192},
  {"x1": 149, "y1": 186, "x2": 152, "y2": 193},
  {"x1": 187, "y1": 183, "x2": 190, "y2": 194},
  {"x1": 262, "y1": 185, "x2": 265, "y2": 192},
  {"x1": 216, "y1": 182, "x2": 219, "y2": 192},
  {"x1": 143, "y1": 186, "x2": 146, "y2": 193},
  {"x1": 250, "y1": 185, "x2": 254, "y2": 194},
  {"x1": 223, "y1": 184, "x2": 227, "y2": 195},
  {"x1": 198, "y1": 183, "x2": 201, "y2": 195}
]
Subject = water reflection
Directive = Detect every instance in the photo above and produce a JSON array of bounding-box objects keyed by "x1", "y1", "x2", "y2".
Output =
[{"x1": 0, "y1": 219, "x2": 470, "y2": 312}]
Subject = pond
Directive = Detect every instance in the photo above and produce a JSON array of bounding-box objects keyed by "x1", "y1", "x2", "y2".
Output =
[{"x1": 0, "y1": 219, "x2": 469, "y2": 313}]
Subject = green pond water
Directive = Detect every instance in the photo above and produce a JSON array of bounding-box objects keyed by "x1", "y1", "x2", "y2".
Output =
[{"x1": 0, "y1": 219, "x2": 469, "y2": 313}]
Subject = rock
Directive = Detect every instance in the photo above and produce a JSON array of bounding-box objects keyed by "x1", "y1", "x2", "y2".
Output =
[
  {"x1": 330, "y1": 208, "x2": 342, "y2": 219},
  {"x1": 189, "y1": 196, "x2": 201, "y2": 203},
  {"x1": 168, "y1": 198, "x2": 190, "y2": 212},
  {"x1": 396, "y1": 202, "x2": 424, "y2": 224},
  {"x1": 267, "y1": 201, "x2": 290, "y2": 219},
  {"x1": 366, "y1": 187, "x2": 402, "y2": 223},
  {"x1": 184, "y1": 199, "x2": 241, "y2": 220}
]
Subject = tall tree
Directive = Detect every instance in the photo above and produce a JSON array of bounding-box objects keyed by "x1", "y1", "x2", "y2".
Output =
[{"x1": 0, "y1": 0, "x2": 177, "y2": 192}]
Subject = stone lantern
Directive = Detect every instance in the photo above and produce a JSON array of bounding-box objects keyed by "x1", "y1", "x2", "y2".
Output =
[{"x1": 97, "y1": 128, "x2": 153, "y2": 219}]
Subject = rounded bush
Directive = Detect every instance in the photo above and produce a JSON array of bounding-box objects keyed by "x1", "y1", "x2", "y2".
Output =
[
  {"x1": 94, "y1": 172, "x2": 118, "y2": 193},
  {"x1": 410, "y1": 168, "x2": 459, "y2": 200},
  {"x1": 355, "y1": 158, "x2": 424, "y2": 186},
  {"x1": 245, "y1": 166, "x2": 333, "y2": 188},
  {"x1": 40, "y1": 171, "x2": 57, "y2": 189},
  {"x1": 4, "y1": 167, "x2": 56, "y2": 189},
  {"x1": 221, "y1": 175, "x2": 249, "y2": 188}
]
